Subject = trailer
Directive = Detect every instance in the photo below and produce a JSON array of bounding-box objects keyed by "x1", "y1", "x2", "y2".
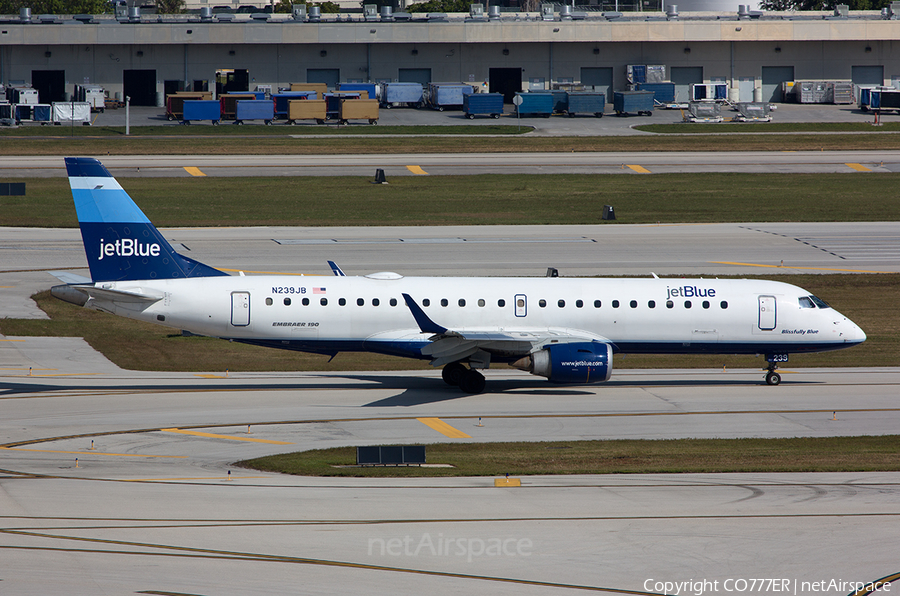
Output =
[
  {"x1": 339, "y1": 83, "x2": 378, "y2": 102},
  {"x1": 514, "y1": 92, "x2": 553, "y2": 117},
  {"x1": 613, "y1": 91, "x2": 654, "y2": 116},
  {"x1": 324, "y1": 92, "x2": 362, "y2": 120},
  {"x1": 8, "y1": 87, "x2": 39, "y2": 105},
  {"x1": 15, "y1": 104, "x2": 34, "y2": 123},
  {"x1": 550, "y1": 91, "x2": 568, "y2": 114},
  {"x1": 636, "y1": 82, "x2": 676, "y2": 104},
  {"x1": 427, "y1": 84, "x2": 474, "y2": 111},
  {"x1": 182, "y1": 100, "x2": 221, "y2": 125},
  {"x1": 463, "y1": 93, "x2": 503, "y2": 119},
  {"x1": 685, "y1": 101, "x2": 723, "y2": 123},
  {"x1": 75, "y1": 85, "x2": 106, "y2": 112},
  {"x1": 691, "y1": 83, "x2": 728, "y2": 102},
  {"x1": 220, "y1": 94, "x2": 257, "y2": 120},
  {"x1": 381, "y1": 82, "x2": 424, "y2": 108},
  {"x1": 733, "y1": 102, "x2": 772, "y2": 122},
  {"x1": 566, "y1": 92, "x2": 605, "y2": 117},
  {"x1": 870, "y1": 89, "x2": 900, "y2": 114},
  {"x1": 32, "y1": 103, "x2": 52, "y2": 124},
  {"x1": 52, "y1": 102, "x2": 91, "y2": 125},
  {"x1": 272, "y1": 92, "x2": 316, "y2": 120},
  {"x1": 288, "y1": 99, "x2": 327, "y2": 124},
  {"x1": 289, "y1": 83, "x2": 328, "y2": 97},
  {"x1": 795, "y1": 81, "x2": 833, "y2": 104},
  {"x1": 338, "y1": 98, "x2": 379, "y2": 124},
  {"x1": 234, "y1": 99, "x2": 275, "y2": 125},
  {"x1": 166, "y1": 93, "x2": 209, "y2": 121}
]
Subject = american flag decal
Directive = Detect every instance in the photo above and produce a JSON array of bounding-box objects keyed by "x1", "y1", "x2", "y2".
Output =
[{"x1": 313, "y1": 287, "x2": 326, "y2": 294}]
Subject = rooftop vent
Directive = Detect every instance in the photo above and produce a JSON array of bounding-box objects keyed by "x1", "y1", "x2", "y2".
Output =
[
  {"x1": 380, "y1": 5, "x2": 393, "y2": 20},
  {"x1": 291, "y1": 4, "x2": 306, "y2": 20},
  {"x1": 250, "y1": 12, "x2": 270, "y2": 21},
  {"x1": 559, "y1": 4, "x2": 572, "y2": 19},
  {"x1": 834, "y1": 4, "x2": 848, "y2": 16},
  {"x1": 488, "y1": 4, "x2": 501, "y2": 18},
  {"x1": 128, "y1": 6, "x2": 141, "y2": 21},
  {"x1": 308, "y1": 5, "x2": 321, "y2": 21},
  {"x1": 427, "y1": 12, "x2": 447, "y2": 21},
  {"x1": 469, "y1": 3, "x2": 485, "y2": 17},
  {"x1": 216, "y1": 12, "x2": 235, "y2": 22},
  {"x1": 38, "y1": 13, "x2": 60, "y2": 23},
  {"x1": 200, "y1": 6, "x2": 213, "y2": 20},
  {"x1": 72, "y1": 13, "x2": 94, "y2": 23},
  {"x1": 541, "y1": 3, "x2": 555, "y2": 20},
  {"x1": 665, "y1": 4, "x2": 678, "y2": 18},
  {"x1": 364, "y1": 4, "x2": 379, "y2": 21},
  {"x1": 737, "y1": 4, "x2": 749, "y2": 17},
  {"x1": 19, "y1": 7, "x2": 31, "y2": 22}
]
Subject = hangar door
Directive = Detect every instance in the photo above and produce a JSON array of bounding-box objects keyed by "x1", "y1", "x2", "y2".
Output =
[
  {"x1": 580, "y1": 67, "x2": 613, "y2": 100},
  {"x1": 307, "y1": 68, "x2": 339, "y2": 91},
  {"x1": 399, "y1": 68, "x2": 432, "y2": 85},
  {"x1": 670, "y1": 66, "x2": 703, "y2": 103},
  {"x1": 761, "y1": 66, "x2": 794, "y2": 102},
  {"x1": 851, "y1": 65, "x2": 884, "y2": 87},
  {"x1": 32, "y1": 70, "x2": 66, "y2": 103},
  {"x1": 489, "y1": 68, "x2": 522, "y2": 103},
  {"x1": 123, "y1": 69, "x2": 158, "y2": 106}
]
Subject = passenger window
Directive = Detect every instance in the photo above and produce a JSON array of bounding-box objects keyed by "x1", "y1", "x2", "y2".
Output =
[
  {"x1": 266, "y1": 297, "x2": 273, "y2": 306},
  {"x1": 499, "y1": 299, "x2": 507, "y2": 308},
  {"x1": 357, "y1": 298, "x2": 364, "y2": 306},
  {"x1": 284, "y1": 297, "x2": 291, "y2": 306},
  {"x1": 684, "y1": 300, "x2": 691, "y2": 309},
  {"x1": 539, "y1": 299, "x2": 547, "y2": 308},
  {"x1": 441, "y1": 298, "x2": 448, "y2": 307},
  {"x1": 666, "y1": 300, "x2": 674, "y2": 309},
  {"x1": 302, "y1": 297, "x2": 309, "y2": 306},
  {"x1": 799, "y1": 296, "x2": 815, "y2": 309},
  {"x1": 594, "y1": 300, "x2": 601, "y2": 308},
  {"x1": 630, "y1": 300, "x2": 637, "y2": 308},
  {"x1": 423, "y1": 299, "x2": 430, "y2": 307},
  {"x1": 320, "y1": 298, "x2": 328, "y2": 306},
  {"x1": 478, "y1": 299, "x2": 485, "y2": 307},
  {"x1": 648, "y1": 300, "x2": 655, "y2": 308},
  {"x1": 373, "y1": 298, "x2": 380, "y2": 306},
  {"x1": 558, "y1": 299, "x2": 565, "y2": 308},
  {"x1": 576, "y1": 300, "x2": 583, "y2": 308},
  {"x1": 339, "y1": 298, "x2": 346, "y2": 306},
  {"x1": 720, "y1": 301, "x2": 728, "y2": 309},
  {"x1": 702, "y1": 301, "x2": 710, "y2": 309},
  {"x1": 612, "y1": 300, "x2": 619, "y2": 308},
  {"x1": 459, "y1": 299, "x2": 466, "y2": 307},
  {"x1": 390, "y1": 298, "x2": 397, "y2": 307}
]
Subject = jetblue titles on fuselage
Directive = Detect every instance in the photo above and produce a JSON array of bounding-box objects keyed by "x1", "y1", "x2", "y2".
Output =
[{"x1": 666, "y1": 285, "x2": 716, "y2": 299}]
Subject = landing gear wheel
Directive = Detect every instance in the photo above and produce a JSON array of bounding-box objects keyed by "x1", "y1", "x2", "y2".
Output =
[
  {"x1": 766, "y1": 371, "x2": 782, "y2": 386},
  {"x1": 442, "y1": 362, "x2": 467, "y2": 386},
  {"x1": 459, "y1": 369, "x2": 486, "y2": 394}
]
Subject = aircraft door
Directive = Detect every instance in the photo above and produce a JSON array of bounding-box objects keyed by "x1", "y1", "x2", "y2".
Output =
[
  {"x1": 231, "y1": 292, "x2": 250, "y2": 326},
  {"x1": 758, "y1": 295, "x2": 776, "y2": 331},
  {"x1": 515, "y1": 294, "x2": 527, "y2": 317}
]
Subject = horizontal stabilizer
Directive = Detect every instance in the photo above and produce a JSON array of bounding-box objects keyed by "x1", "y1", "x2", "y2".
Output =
[{"x1": 48, "y1": 270, "x2": 92, "y2": 285}]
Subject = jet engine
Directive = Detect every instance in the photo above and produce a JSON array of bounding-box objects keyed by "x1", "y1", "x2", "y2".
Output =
[{"x1": 512, "y1": 341, "x2": 613, "y2": 384}]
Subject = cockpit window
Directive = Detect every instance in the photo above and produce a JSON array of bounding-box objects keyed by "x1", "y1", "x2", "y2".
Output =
[
  {"x1": 809, "y1": 295, "x2": 831, "y2": 309},
  {"x1": 798, "y1": 296, "x2": 815, "y2": 309}
]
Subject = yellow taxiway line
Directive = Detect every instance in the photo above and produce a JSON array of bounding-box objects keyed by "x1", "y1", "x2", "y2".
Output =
[
  {"x1": 0, "y1": 447, "x2": 186, "y2": 458},
  {"x1": 626, "y1": 164, "x2": 651, "y2": 174},
  {"x1": 417, "y1": 418, "x2": 472, "y2": 439},
  {"x1": 845, "y1": 163, "x2": 871, "y2": 172},
  {"x1": 709, "y1": 261, "x2": 891, "y2": 274},
  {"x1": 184, "y1": 166, "x2": 206, "y2": 177},
  {"x1": 406, "y1": 165, "x2": 428, "y2": 175},
  {"x1": 161, "y1": 428, "x2": 292, "y2": 445}
]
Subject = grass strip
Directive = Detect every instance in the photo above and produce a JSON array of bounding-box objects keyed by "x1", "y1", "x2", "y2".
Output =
[
  {"x1": 0, "y1": 124, "x2": 530, "y2": 137},
  {"x1": 4, "y1": 133, "x2": 900, "y2": 155},
  {"x1": 238, "y1": 436, "x2": 900, "y2": 477},
  {"x1": 634, "y1": 121, "x2": 900, "y2": 134},
  {"x1": 6, "y1": 173, "x2": 900, "y2": 228},
  {"x1": 1, "y1": 274, "x2": 895, "y2": 372}
]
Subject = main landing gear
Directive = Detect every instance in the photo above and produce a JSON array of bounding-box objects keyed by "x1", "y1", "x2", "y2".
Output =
[{"x1": 442, "y1": 362, "x2": 486, "y2": 394}]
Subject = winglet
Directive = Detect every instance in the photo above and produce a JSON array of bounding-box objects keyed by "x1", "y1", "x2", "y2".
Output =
[
  {"x1": 402, "y1": 293, "x2": 447, "y2": 335},
  {"x1": 327, "y1": 261, "x2": 346, "y2": 277}
]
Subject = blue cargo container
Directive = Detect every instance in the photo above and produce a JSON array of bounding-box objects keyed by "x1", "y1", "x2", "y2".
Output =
[
  {"x1": 234, "y1": 100, "x2": 274, "y2": 125},
  {"x1": 382, "y1": 83, "x2": 424, "y2": 108},
  {"x1": 429, "y1": 84, "x2": 474, "y2": 110},
  {"x1": 33, "y1": 104, "x2": 52, "y2": 124},
  {"x1": 691, "y1": 83, "x2": 728, "y2": 102},
  {"x1": 339, "y1": 83, "x2": 377, "y2": 101},
  {"x1": 566, "y1": 92, "x2": 605, "y2": 117},
  {"x1": 272, "y1": 92, "x2": 316, "y2": 118},
  {"x1": 515, "y1": 92, "x2": 553, "y2": 117},
  {"x1": 870, "y1": 89, "x2": 900, "y2": 112},
  {"x1": 550, "y1": 91, "x2": 568, "y2": 114},
  {"x1": 613, "y1": 91, "x2": 654, "y2": 116},
  {"x1": 463, "y1": 93, "x2": 503, "y2": 119},
  {"x1": 636, "y1": 82, "x2": 676, "y2": 104},
  {"x1": 182, "y1": 100, "x2": 221, "y2": 125}
]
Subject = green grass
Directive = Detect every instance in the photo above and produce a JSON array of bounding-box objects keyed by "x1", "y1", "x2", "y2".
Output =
[
  {"x1": 5, "y1": 173, "x2": 900, "y2": 228},
  {"x1": 634, "y1": 121, "x2": 900, "y2": 134},
  {"x1": 0, "y1": 124, "x2": 530, "y2": 137},
  {"x1": 238, "y1": 436, "x2": 900, "y2": 477},
  {"x1": 1, "y1": 274, "x2": 895, "y2": 372}
]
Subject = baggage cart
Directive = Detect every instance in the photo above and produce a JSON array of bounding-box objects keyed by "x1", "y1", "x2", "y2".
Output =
[
  {"x1": 338, "y1": 98, "x2": 379, "y2": 124},
  {"x1": 871, "y1": 89, "x2": 900, "y2": 114},
  {"x1": 289, "y1": 83, "x2": 328, "y2": 96},
  {"x1": 182, "y1": 100, "x2": 221, "y2": 125},
  {"x1": 550, "y1": 90, "x2": 568, "y2": 114},
  {"x1": 273, "y1": 92, "x2": 316, "y2": 119},
  {"x1": 33, "y1": 103, "x2": 52, "y2": 124},
  {"x1": 324, "y1": 92, "x2": 361, "y2": 120},
  {"x1": 566, "y1": 92, "x2": 605, "y2": 117},
  {"x1": 613, "y1": 91, "x2": 654, "y2": 116},
  {"x1": 75, "y1": 85, "x2": 106, "y2": 112},
  {"x1": 339, "y1": 83, "x2": 378, "y2": 102},
  {"x1": 288, "y1": 99, "x2": 327, "y2": 124},
  {"x1": 636, "y1": 82, "x2": 676, "y2": 104},
  {"x1": 463, "y1": 93, "x2": 503, "y2": 119},
  {"x1": 796, "y1": 81, "x2": 832, "y2": 104},
  {"x1": 832, "y1": 82, "x2": 854, "y2": 105},
  {"x1": 686, "y1": 101, "x2": 723, "y2": 122},
  {"x1": 691, "y1": 83, "x2": 728, "y2": 102},
  {"x1": 52, "y1": 102, "x2": 91, "y2": 125},
  {"x1": 381, "y1": 82, "x2": 424, "y2": 108},
  {"x1": 514, "y1": 92, "x2": 553, "y2": 117},
  {"x1": 428, "y1": 84, "x2": 474, "y2": 111},
  {"x1": 234, "y1": 99, "x2": 275, "y2": 125},
  {"x1": 15, "y1": 104, "x2": 34, "y2": 123},
  {"x1": 166, "y1": 93, "x2": 208, "y2": 121},
  {"x1": 219, "y1": 94, "x2": 256, "y2": 120},
  {"x1": 733, "y1": 102, "x2": 771, "y2": 122}
]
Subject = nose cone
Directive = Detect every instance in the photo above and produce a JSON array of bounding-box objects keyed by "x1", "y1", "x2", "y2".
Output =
[{"x1": 841, "y1": 317, "x2": 866, "y2": 345}]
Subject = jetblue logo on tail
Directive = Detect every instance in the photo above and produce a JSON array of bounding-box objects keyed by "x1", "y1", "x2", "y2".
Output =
[{"x1": 98, "y1": 238, "x2": 161, "y2": 260}]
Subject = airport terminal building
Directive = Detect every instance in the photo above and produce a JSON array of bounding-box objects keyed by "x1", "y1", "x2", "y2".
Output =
[{"x1": 1, "y1": 4, "x2": 898, "y2": 106}]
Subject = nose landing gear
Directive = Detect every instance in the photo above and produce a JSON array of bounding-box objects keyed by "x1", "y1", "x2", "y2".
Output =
[{"x1": 765, "y1": 354, "x2": 787, "y2": 385}]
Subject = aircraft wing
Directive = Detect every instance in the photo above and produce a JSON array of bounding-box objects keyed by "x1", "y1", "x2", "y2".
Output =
[
  {"x1": 54, "y1": 284, "x2": 165, "y2": 305},
  {"x1": 401, "y1": 293, "x2": 611, "y2": 366},
  {"x1": 48, "y1": 270, "x2": 93, "y2": 285}
]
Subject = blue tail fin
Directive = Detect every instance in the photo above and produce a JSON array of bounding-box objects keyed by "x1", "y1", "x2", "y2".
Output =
[{"x1": 66, "y1": 157, "x2": 228, "y2": 283}]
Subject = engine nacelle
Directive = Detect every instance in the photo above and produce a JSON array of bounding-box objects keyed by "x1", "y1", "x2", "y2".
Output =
[{"x1": 513, "y1": 341, "x2": 613, "y2": 384}]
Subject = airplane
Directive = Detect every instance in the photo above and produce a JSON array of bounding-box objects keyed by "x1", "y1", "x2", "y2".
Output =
[{"x1": 51, "y1": 157, "x2": 866, "y2": 394}]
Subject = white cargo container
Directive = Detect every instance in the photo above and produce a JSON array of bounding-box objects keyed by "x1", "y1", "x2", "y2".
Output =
[{"x1": 52, "y1": 102, "x2": 92, "y2": 125}]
